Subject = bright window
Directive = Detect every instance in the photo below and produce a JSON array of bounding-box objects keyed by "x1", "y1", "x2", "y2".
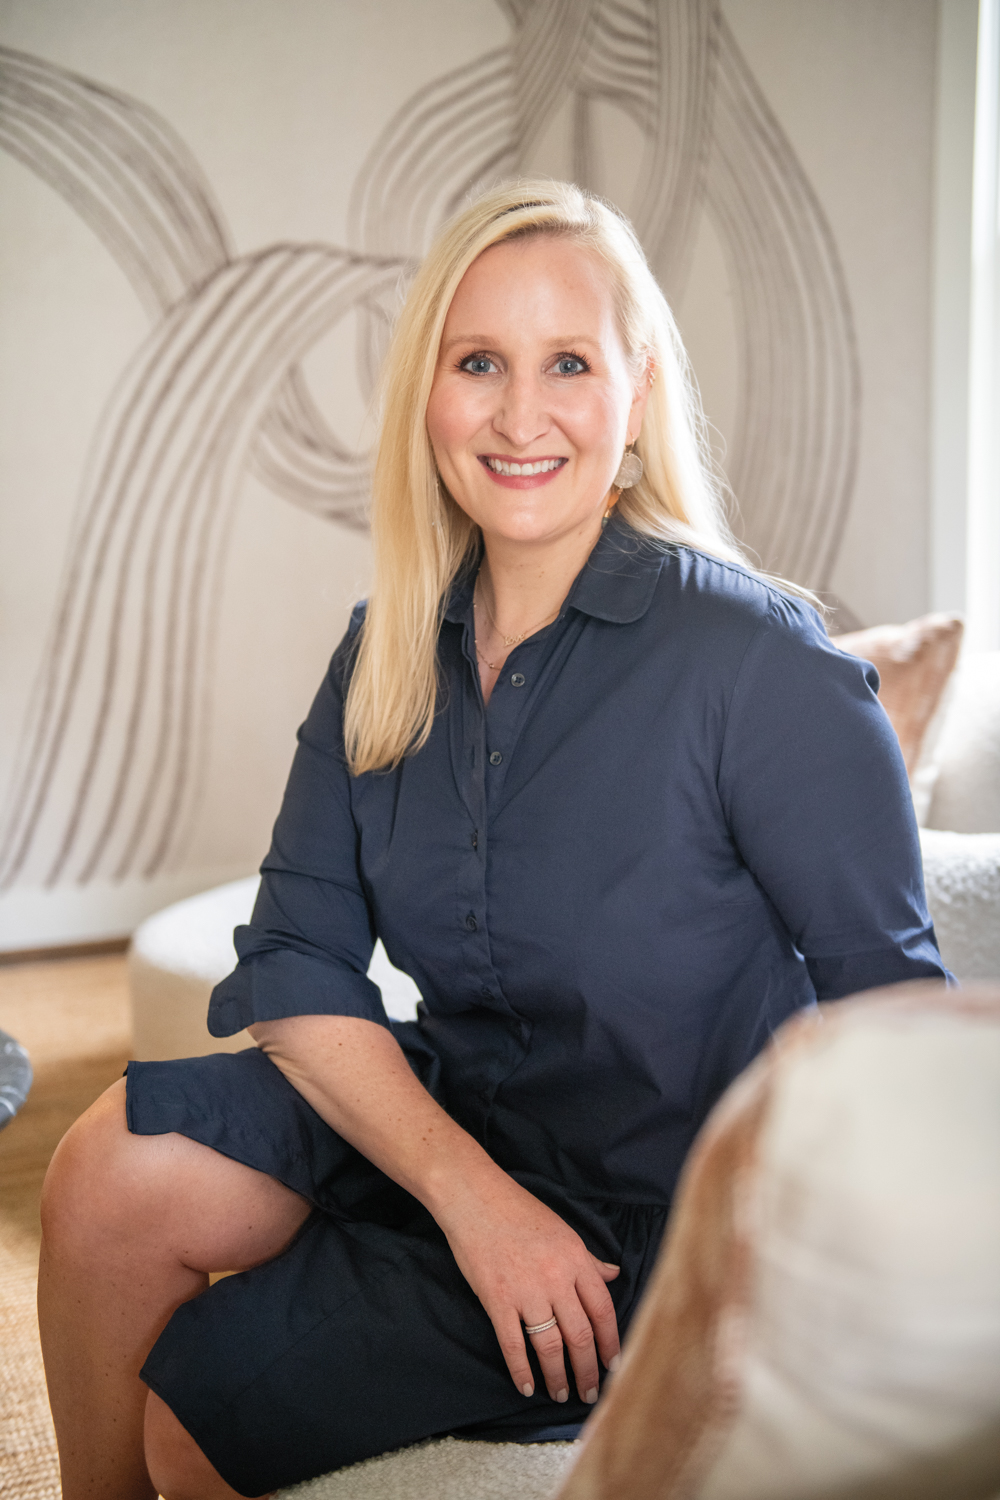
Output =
[{"x1": 966, "y1": 0, "x2": 1000, "y2": 649}]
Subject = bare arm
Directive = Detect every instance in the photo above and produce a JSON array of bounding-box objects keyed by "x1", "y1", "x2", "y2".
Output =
[{"x1": 249, "y1": 1014, "x2": 620, "y2": 1404}]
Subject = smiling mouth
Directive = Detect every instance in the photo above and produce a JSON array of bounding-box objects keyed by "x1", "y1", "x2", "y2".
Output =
[{"x1": 481, "y1": 456, "x2": 567, "y2": 477}]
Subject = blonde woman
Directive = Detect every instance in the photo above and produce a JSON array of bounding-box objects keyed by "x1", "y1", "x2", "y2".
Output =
[{"x1": 39, "y1": 182, "x2": 946, "y2": 1500}]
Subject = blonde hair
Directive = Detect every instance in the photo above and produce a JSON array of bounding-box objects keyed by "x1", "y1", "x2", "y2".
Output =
[{"x1": 346, "y1": 180, "x2": 759, "y2": 775}]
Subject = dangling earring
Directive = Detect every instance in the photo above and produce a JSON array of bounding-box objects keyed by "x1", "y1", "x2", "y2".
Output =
[
  {"x1": 613, "y1": 444, "x2": 643, "y2": 490},
  {"x1": 603, "y1": 444, "x2": 642, "y2": 528}
]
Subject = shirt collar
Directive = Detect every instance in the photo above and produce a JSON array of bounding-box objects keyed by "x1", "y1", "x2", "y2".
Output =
[{"x1": 443, "y1": 515, "x2": 664, "y2": 627}]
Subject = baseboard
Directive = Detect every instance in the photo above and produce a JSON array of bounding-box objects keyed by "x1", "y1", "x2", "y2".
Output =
[
  {"x1": 0, "y1": 865, "x2": 258, "y2": 954},
  {"x1": 0, "y1": 936, "x2": 131, "y2": 967}
]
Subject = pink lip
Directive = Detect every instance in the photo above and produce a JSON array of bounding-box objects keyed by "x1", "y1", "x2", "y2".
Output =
[{"x1": 478, "y1": 455, "x2": 568, "y2": 490}]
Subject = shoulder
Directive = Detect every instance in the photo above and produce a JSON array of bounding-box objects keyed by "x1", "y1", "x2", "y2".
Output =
[{"x1": 651, "y1": 545, "x2": 830, "y2": 657}]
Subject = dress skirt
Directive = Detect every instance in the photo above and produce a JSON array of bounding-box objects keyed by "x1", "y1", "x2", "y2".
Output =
[{"x1": 126, "y1": 1039, "x2": 669, "y2": 1497}]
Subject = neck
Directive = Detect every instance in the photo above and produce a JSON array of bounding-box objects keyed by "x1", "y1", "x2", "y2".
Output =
[{"x1": 478, "y1": 514, "x2": 607, "y2": 636}]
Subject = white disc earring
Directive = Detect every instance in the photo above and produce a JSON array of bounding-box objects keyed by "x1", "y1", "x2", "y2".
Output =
[{"x1": 614, "y1": 446, "x2": 643, "y2": 489}]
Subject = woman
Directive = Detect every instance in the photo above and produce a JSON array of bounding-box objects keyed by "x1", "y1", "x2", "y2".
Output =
[{"x1": 39, "y1": 181, "x2": 947, "y2": 1500}]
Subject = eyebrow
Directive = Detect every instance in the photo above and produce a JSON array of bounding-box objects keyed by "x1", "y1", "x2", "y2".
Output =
[{"x1": 440, "y1": 333, "x2": 599, "y2": 353}]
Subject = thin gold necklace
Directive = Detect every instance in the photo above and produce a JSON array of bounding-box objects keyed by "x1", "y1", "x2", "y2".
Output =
[{"x1": 474, "y1": 579, "x2": 560, "y2": 657}]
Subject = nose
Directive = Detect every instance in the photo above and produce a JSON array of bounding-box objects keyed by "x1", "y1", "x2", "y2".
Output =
[{"x1": 492, "y1": 369, "x2": 550, "y2": 450}]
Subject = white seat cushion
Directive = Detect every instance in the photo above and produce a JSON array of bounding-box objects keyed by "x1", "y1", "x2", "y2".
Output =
[
  {"x1": 274, "y1": 1436, "x2": 577, "y2": 1499},
  {"x1": 920, "y1": 827, "x2": 1000, "y2": 981}
]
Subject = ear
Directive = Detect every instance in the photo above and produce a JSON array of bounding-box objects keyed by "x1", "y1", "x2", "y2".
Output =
[{"x1": 625, "y1": 359, "x2": 656, "y2": 445}]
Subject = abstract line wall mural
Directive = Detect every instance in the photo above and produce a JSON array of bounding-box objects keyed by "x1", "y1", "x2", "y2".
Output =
[{"x1": 0, "y1": 0, "x2": 860, "y2": 896}]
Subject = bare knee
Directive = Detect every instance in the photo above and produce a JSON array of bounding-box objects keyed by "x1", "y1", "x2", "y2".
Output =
[
  {"x1": 41, "y1": 1075, "x2": 309, "y2": 1275},
  {"x1": 145, "y1": 1391, "x2": 271, "y2": 1500},
  {"x1": 40, "y1": 1078, "x2": 138, "y2": 1254}
]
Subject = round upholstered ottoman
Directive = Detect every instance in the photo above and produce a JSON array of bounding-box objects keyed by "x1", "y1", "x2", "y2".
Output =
[{"x1": 128, "y1": 877, "x2": 421, "y2": 1061}]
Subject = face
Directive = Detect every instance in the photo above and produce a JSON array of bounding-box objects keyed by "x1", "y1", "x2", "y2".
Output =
[{"x1": 425, "y1": 235, "x2": 649, "y2": 551}]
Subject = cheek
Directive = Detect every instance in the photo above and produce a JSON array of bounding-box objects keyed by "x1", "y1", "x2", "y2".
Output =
[
  {"x1": 426, "y1": 380, "x2": 489, "y2": 461},
  {"x1": 554, "y1": 384, "x2": 630, "y2": 453}
]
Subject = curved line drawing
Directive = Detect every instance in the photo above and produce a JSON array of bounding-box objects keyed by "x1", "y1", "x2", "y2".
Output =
[
  {"x1": 0, "y1": 0, "x2": 861, "y2": 890},
  {"x1": 0, "y1": 47, "x2": 404, "y2": 887},
  {"x1": 704, "y1": 16, "x2": 860, "y2": 584},
  {"x1": 0, "y1": 46, "x2": 230, "y2": 313}
]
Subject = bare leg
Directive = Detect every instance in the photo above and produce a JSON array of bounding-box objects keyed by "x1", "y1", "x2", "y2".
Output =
[
  {"x1": 144, "y1": 1392, "x2": 272, "y2": 1500},
  {"x1": 38, "y1": 1077, "x2": 310, "y2": 1500}
]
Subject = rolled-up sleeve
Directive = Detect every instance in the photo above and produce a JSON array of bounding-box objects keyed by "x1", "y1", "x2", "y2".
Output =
[
  {"x1": 717, "y1": 596, "x2": 950, "y2": 1000},
  {"x1": 208, "y1": 617, "x2": 389, "y2": 1038}
]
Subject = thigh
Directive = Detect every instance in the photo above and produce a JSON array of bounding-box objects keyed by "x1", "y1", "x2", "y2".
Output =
[{"x1": 140, "y1": 1204, "x2": 598, "y2": 1497}]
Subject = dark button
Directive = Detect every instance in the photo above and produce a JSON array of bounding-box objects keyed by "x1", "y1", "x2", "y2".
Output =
[
  {"x1": 471, "y1": 830, "x2": 478, "y2": 850},
  {"x1": 489, "y1": 751, "x2": 503, "y2": 766},
  {"x1": 510, "y1": 672, "x2": 526, "y2": 687},
  {"x1": 465, "y1": 913, "x2": 478, "y2": 931},
  {"x1": 481, "y1": 986, "x2": 492, "y2": 998}
]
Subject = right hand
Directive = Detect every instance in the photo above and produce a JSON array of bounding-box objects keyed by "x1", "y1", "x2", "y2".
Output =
[
  {"x1": 249, "y1": 1014, "x2": 621, "y2": 1401},
  {"x1": 435, "y1": 1173, "x2": 621, "y2": 1405}
]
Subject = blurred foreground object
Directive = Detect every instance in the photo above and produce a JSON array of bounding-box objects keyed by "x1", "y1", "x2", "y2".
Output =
[{"x1": 555, "y1": 983, "x2": 1000, "y2": 1500}]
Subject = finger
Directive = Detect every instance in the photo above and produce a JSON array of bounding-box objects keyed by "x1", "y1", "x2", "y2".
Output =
[
  {"x1": 493, "y1": 1310, "x2": 537, "y2": 1398},
  {"x1": 528, "y1": 1315, "x2": 572, "y2": 1404},
  {"x1": 555, "y1": 1307, "x2": 603, "y2": 1405},
  {"x1": 578, "y1": 1270, "x2": 621, "y2": 1372},
  {"x1": 591, "y1": 1254, "x2": 621, "y2": 1283}
]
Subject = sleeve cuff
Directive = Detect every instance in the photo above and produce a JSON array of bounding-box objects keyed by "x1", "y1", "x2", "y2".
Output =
[
  {"x1": 806, "y1": 935, "x2": 953, "y2": 1002},
  {"x1": 208, "y1": 931, "x2": 390, "y2": 1037}
]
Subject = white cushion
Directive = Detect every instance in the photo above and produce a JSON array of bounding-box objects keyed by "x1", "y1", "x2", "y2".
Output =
[
  {"x1": 129, "y1": 877, "x2": 421, "y2": 1061},
  {"x1": 926, "y1": 652, "x2": 1000, "y2": 834},
  {"x1": 698, "y1": 998, "x2": 1000, "y2": 1499},
  {"x1": 274, "y1": 1436, "x2": 577, "y2": 1499},
  {"x1": 920, "y1": 827, "x2": 1000, "y2": 981}
]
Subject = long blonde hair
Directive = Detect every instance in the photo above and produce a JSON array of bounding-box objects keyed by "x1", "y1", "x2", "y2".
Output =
[{"x1": 345, "y1": 180, "x2": 749, "y2": 776}]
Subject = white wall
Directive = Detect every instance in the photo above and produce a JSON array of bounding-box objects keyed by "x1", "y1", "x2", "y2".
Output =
[{"x1": 0, "y1": 0, "x2": 954, "y2": 948}]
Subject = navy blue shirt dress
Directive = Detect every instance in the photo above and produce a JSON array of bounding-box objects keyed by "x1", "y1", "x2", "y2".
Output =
[{"x1": 129, "y1": 519, "x2": 947, "y2": 1494}]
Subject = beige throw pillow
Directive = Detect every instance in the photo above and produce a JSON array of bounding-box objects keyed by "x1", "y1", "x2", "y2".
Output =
[{"x1": 555, "y1": 985, "x2": 1000, "y2": 1500}]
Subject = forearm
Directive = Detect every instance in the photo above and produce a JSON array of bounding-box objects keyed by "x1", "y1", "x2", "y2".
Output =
[
  {"x1": 249, "y1": 1011, "x2": 621, "y2": 1403},
  {"x1": 247, "y1": 1013, "x2": 517, "y2": 1229}
]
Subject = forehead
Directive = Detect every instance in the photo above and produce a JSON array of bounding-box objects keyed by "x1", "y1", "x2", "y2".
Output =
[{"x1": 442, "y1": 234, "x2": 618, "y2": 338}]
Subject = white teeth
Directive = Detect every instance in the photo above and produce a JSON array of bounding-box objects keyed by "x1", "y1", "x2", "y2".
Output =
[{"x1": 486, "y1": 458, "x2": 564, "y2": 476}]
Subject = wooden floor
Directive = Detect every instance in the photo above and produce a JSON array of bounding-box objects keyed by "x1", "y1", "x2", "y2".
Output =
[{"x1": 0, "y1": 954, "x2": 131, "y2": 1497}]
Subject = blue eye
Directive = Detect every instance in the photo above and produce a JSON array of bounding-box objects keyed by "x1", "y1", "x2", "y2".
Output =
[
  {"x1": 554, "y1": 355, "x2": 588, "y2": 376},
  {"x1": 460, "y1": 354, "x2": 498, "y2": 375}
]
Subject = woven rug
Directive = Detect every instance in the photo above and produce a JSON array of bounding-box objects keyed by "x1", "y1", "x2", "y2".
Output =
[{"x1": 0, "y1": 955, "x2": 132, "y2": 1499}]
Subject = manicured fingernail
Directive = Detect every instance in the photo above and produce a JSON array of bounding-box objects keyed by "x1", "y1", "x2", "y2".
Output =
[
  {"x1": 556, "y1": 1387, "x2": 568, "y2": 1403},
  {"x1": 522, "y1": 1383, "x2": 534, "y2": 1397},
  {"x1": 608, "y1": 1354, "x2": 621, "y2": 1373},
  {"x1": 585, "y1": 1387, "x2": 598, "y2": 1404}
]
